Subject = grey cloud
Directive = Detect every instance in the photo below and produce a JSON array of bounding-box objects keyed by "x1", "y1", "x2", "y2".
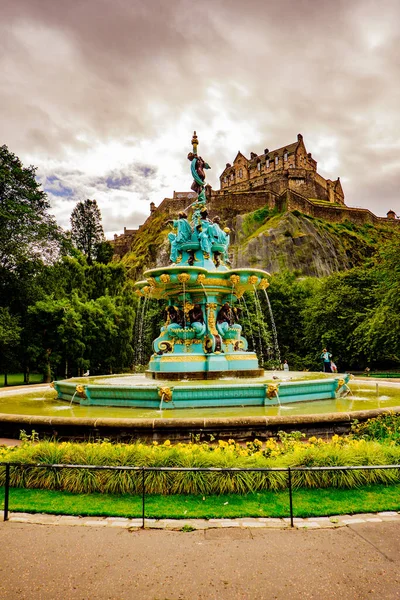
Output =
[
  {"x1": 102, "y1": 207, "x2": 148, "y2": 234},
  {"x1": 1, "y1": 0, "x2": 400, "y2": 225}
]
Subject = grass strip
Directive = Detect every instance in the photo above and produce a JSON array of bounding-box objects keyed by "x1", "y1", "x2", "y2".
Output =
[
  {"x1": 1, "y1": 485, "x2": 400, "y2": 519},
  {"x1": 0, "y1": 373, "x2": 44, "y2": 387}
]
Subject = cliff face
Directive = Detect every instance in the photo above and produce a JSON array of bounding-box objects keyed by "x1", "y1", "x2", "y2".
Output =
[
  {"x1": 121, "y1": 209, "x2": 170, "y2": 279},
  {"x1": 233, "y1": 212, "x2": 347, "y2": 276},
  {"x1": 121, "y1": 205, "x2": 396, "y2": 279},
  {"x1": 232, "y1": 209, "x2": 396, "y2": 276}
]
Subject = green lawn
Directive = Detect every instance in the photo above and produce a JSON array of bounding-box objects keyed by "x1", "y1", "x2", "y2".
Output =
[
  {"x1": 1, "y1": 484, "x2": 400, "y2": 519},
  {"x1": 0, "y1": 373, "x2": 44, "y2": 387},
  {"x1": 371, "y1": 373, "x2": 400, "y2": 378}
]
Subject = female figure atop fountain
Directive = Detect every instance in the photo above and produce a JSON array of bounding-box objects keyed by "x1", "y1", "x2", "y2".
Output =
[
  {"x1": 188, "y1": 152, "x2": 210, "y2": 196},
  {"x1": 187, "y1": 131, "x2": 210, "y2": 208}
]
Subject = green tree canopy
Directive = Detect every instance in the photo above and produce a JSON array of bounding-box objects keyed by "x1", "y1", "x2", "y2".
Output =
[
  {"x1": 70, "y1": 199, "x2": 105, "y2": 264},
  {"x1": 354, "y1": 238, "x2": 400, "y2": 366},
  {"x1": 0, "y1": 144, "x2": 62, "y2": 270},
  {"x1": 95, "y1": 240, "x2": 114, "y2": 264},
  {"x1": 0, "y1": 306, "x2": 22, "y2": 384},
  {"x1": 301, "y1": 268, "x2": 378, "y2": 370}
]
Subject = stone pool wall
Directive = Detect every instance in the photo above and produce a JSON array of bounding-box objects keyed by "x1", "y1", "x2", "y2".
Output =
[{"x1": 0, "y1": 408, "x2": 399, "y2": 443}]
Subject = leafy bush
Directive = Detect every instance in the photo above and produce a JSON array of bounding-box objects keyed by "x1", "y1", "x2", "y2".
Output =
[{"x1": 351, "y1": 413, "x2": 400, "y2": 444}]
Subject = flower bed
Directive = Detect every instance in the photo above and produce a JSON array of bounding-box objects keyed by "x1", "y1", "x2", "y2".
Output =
[{"x1": 1, "y1": 418, "x2": 400, "y2": 495}]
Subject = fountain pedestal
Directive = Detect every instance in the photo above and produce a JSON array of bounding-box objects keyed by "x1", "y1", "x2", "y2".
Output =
[{"x1": 135, "y1": 263, "x2": 269, "y2": 380}]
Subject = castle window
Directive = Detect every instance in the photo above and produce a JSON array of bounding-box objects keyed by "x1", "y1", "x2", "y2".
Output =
[
  {"x1": 224, "y1": 176, "x2": 227, "y2": 183},
  {"x1": 230, "y1": 173, "x2": 234, "y2": 180},
  {"x1": 275, "y1": 156, "x2": 279, "y2": 166},
  {"x1": 266, "y1": 158, "x2": 270, "y2": 169},
  {"x1": 239, "y1": 168, "x2": 243, "y2": 178},
  {"x1": 257, "y1": 162, "x2": 261, "y2": 171},
  {"x1": 284, "y1": 152, "x2": 288, "y2": 162}
]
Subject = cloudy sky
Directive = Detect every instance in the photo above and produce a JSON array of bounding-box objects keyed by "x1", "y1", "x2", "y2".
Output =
[{"x1": 1, "y1": 0, "x2": 400, "y2": 238}]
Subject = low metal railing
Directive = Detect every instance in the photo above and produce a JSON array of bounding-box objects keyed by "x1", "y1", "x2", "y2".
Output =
[{"x1": 1, "y1": 462, "x2": 399, "y2": 528}]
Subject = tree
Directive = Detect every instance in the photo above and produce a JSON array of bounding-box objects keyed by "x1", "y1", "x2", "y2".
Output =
[
  {"x1": 70, "y1": 199, "x2": 105, "y2": 264},
  {"x1": 0, "y1": 307, "x2": 21, "y2": 385},
  {"x1": 0, "y1": 145, "x2": 67, "y2": 381},
  {"x1": 353, "y1": 238, "x2": 400, "y2": 367},
  {"x1": 301, "y1": 268, "x2": 378, "y2": 370},
  {"x1": 25, "y1": 257, "x2": 136, "y2": 379},
  {"x1": 0, "y1": 144, "x2": 62, "y2": 271},
  {"x1": 262, "y1": 271, "x2": 316, "y2": 369},
  {"x1": 95, "y1": 241, "x2": 114, "y2": 264}
]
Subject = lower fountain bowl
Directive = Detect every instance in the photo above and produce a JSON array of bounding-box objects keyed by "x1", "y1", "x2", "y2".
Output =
[{"x1": 53, "y1": 373, "x2": 350, "y2": 409}]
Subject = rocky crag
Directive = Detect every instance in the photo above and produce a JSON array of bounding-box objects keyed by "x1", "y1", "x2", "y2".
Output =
[
  {"x1": 115, "y1": 132, "x2": 399, "y2": 278},
  {"x1": 121, "y1": 204, "x2": 397, "y2": 280}
]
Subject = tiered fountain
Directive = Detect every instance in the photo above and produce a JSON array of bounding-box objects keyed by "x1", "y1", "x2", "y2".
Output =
[
  {"x1": 54, "y1": 133, "x2": 349, "y2": 409},
  {"x1": 138, "y1": 132, "x2": 267, "y2": 379}
]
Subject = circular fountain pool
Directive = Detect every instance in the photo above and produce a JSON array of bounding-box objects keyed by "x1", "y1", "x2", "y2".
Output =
[{"x1": 0, "y1": 376, "x2": 399, "y2": 442}]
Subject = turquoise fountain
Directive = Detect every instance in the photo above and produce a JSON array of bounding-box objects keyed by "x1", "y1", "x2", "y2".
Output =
[
  {"x1": 140, "y1": 131, "x2": 265, "y2": 379},
  {"x1": 54, "y1": 133, "x2": 349, "y2": 409}
]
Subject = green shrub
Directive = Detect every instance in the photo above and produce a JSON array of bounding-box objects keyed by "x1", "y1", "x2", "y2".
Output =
[
  {"x1": 351, "y1": 413, "x2": 400, "y2": 444},
  {"x1": 1, "y1": 435, "x2": 400, "y2": 495}
]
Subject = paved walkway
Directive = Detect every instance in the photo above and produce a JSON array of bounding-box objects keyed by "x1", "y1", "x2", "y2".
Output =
[{"x1": 1, "y1": 518, "x2": 400, "y2": 599}]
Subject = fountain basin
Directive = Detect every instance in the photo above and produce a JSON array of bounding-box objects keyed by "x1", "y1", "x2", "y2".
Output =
[
  {"x1": 1, "y1": 378, "x2": 399, "y2": 442},
  {"x1": 53, "y1": 373, "x2": 350, "y2": 409}
]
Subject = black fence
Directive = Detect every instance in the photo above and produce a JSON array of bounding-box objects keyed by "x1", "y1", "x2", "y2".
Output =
[{"x1": 1, "y1": 462, "x2": 400, "y2": 528}]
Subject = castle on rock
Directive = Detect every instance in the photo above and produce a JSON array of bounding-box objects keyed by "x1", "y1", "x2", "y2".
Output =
[
  {"x1": 111, "y1": 134, "x2": 398, "y2": 257},
  {"x1": 219, "y1": 134, "x2": 344, "y2": 206}
]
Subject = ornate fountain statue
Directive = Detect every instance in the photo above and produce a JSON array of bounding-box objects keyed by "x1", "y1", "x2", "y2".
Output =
[
  {"x1": 53, "y1": 132, "x2": 349, "y2": 410},
  {"x1": 135, "y1": 133, "x2": 270, "y2": 379}
]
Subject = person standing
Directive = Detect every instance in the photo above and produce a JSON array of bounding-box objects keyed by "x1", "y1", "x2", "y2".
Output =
[
  {"x1": 320, "y1": 348, "x2": 333, "y2": 372},
  {"x1": 283, "y1": 360, "x2": 289, "y2": 372}
]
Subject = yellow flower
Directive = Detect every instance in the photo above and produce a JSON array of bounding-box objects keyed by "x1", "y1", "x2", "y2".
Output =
[
  {"x1": 308, "y1": 436, "x2": 317, "y2": 444},
  {"x1": 163, "y1": 440, "x2": 171, "y2": 446}
]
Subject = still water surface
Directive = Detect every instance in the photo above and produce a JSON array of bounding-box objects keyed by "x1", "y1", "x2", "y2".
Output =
[{"x1": 0, "y1": 378, "x2": 399, "y2": 419}]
